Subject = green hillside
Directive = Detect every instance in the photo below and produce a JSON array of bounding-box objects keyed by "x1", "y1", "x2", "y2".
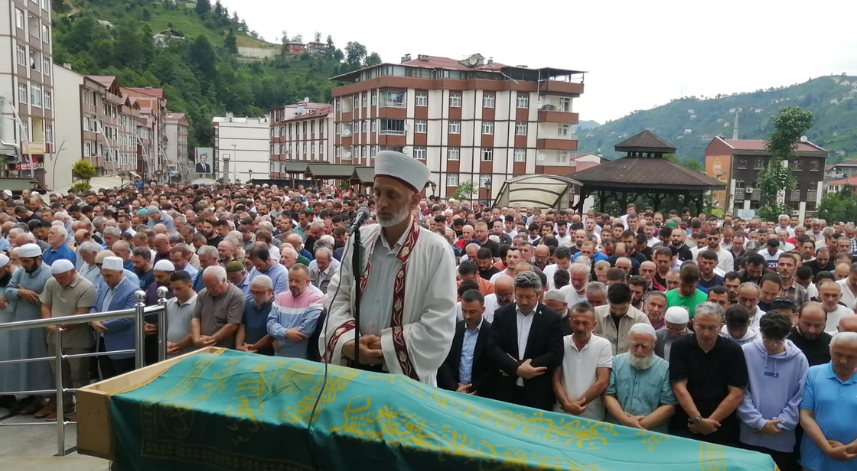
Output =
[
  {"x1": 578, "y1": 76, "x2": 857, "y2": 163},
  {"x1": 50, "y1": 0, "x2": 379, "y2": 152}
]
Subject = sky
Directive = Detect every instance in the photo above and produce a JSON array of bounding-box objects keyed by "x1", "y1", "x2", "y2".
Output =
[{"x1": 220, "y1": 0, "x2": 857, "y2": 123}]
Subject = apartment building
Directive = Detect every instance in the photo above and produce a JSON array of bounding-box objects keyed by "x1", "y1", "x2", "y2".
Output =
[
  {"x1": 705, "y1": 136, "x2": 828, "y2": 220},
  {"x1": 165, "y1": 112, "x2": 189, "y2": 175},
  {"x1": 212, "y1": 113, "x2": 271, "y2": 182},
  {"x1": 0, "y1": 0, "x2": 54, "y2": 186},
  {"x1": 330, "y1": 53, "x2": 584, "y2": 199},
  {"x1": 269, "y1": 102, "x2": 333, "y2": 178},
  {"x1": 122, "y1": 87, "x2": 167, "y2": 178},
  {"x1": 53, "y1": 68, "x2": 142, "y2": 187}
]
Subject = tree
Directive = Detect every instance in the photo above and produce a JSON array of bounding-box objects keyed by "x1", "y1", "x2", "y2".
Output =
[
  {"x1": 189, "y1": 35, "x2": 217, "y2": 81},
  {"x1": 224, "y1": 28, "x2": 238, "y2": 54},
  {"x1": 326, "y1": 35, "x2": 334, "y2": 49},
  {"x1": 292, "y1": 33, "x2": 302, "y2": 43},
  {"x1": 195, "y1": 0, "x2": 211, "y2": 15},
  {"x1": 757, "y1": 106, "x2": 814, "y2": 220},
  {"x1": 113, "y1": 22, "x2": 144, "y2": 68},
  {"x1": 452, "y1": 181, "x2": 477, "y2": 201},
  {"x1": 344, "y1": 41, "x2": 367, "y2": 66},
  {"x1": 364, "y1": 52, "x2": 382, "y2": 67},
  {"x1": 141, "y1": 8, "x2": 151, "y2": 21},
  {"x1": 72, "y1": 160, "x2": 97, "y2": 191},
  {"x1": 818, "y1": 186, "x2": 857, "y2": 223},
  {"x1": 314, "y1": 32, "x2": 321, "y2": 42},
  {"x1": 214, "y1": 0, "x2": 223, "y2": 18}
]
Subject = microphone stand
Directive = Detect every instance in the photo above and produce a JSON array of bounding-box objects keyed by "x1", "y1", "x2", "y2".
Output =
[{"x1": 351, "y1": 225, "x2": 363, "y2": 367}]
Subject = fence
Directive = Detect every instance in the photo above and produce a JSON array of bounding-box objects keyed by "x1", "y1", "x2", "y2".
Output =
[{"x1": 0, "y1": 287, "x2": 170, "y2": 456}]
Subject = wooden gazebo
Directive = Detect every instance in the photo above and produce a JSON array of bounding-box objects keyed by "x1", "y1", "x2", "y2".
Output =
[{"x1": 569, "y1": 131, "x2": 726, "y2": 213}]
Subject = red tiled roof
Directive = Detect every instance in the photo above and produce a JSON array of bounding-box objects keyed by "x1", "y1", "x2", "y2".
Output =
[
  {"x1": 124, "y1": 87, "x2": 164, "y2": 99},
  {"x1": 828, "y1": 175, "x2": 857, "y2": 186},
  {"x1": 87, "y1": 75, "x2": 116, "y2": 89},
  {"x1": 831, "y1": 160, "x2": 857, "y2": 167},
  {"x1": 572, "y1": 161, "x2": 600, "y2": 173},
  {"x1": 400, "y1": 55, "x2": 506, "y2": 72},
  {"x1": 569, "y1": 152, "x2": 600, "y2": 161},
  {"x1": 723, "y1": 139, "x2": 823, "y2": 153},
  {"x1": 166, "y1": 112, "x2": 186, "y2": 120}
]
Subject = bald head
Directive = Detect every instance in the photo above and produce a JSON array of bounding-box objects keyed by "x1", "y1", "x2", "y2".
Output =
[
  {"x1": 840, "y1": 315, "x2": 857, "y2": 333},
  {"x1": 494, "y1": 275, "x2": 514, "y2": 292}
]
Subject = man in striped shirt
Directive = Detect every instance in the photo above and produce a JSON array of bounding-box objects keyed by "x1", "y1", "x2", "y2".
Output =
[{"x1": 267, "y1": 264, "x2": 323, "y2": 360}]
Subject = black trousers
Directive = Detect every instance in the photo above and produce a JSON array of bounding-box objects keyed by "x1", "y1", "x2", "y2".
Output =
[
  {"x1": 740, "y1": 442, "x2": 795, "y2": 471},
  {"x1": 99, "y1": 356, "x2": 135, "y2": 380}
]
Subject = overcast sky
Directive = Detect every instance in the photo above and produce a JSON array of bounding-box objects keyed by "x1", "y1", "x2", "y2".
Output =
[{"x1": 220, "y1": 0, "x2": 857, "y2": 123}]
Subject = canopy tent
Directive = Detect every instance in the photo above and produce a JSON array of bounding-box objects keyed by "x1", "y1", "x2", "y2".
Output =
[{"x1": 492, "y1": 175, "x2": 581, "y2": 209}]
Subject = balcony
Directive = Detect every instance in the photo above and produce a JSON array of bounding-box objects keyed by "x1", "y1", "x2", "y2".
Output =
[
  {"x1": 538, "y1": 110, "x2": 579, "y2": 124},
  {"x1": 537, "y1": 138, "x2": 578, "y2": 151},
  {"x1": 540, "y1": 80, "x2": 584, "y2": 95},
  {"x1": 380, "y1": 91, "x2": 406, "y2": 108},
  {"x1": 379, "y1": 119, "x2": 406, "y2": 136}
]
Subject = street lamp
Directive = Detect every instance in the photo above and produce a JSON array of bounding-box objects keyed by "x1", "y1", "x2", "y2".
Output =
[
  {"x1": 428, "y1": 180, "x2": 437, "y2": 197},
  {"x1": 248, "y1": 168, "x2": 253, "y2": 184}
]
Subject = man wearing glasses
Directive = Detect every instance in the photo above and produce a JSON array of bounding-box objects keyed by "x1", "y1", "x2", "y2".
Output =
[{"x1": 737, "y1": 311, "x2": 808, "y2": 471}]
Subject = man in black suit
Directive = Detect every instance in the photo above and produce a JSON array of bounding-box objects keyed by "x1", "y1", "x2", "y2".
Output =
[
  {"x1": 195, "y1": 153, "x2": 211, "y2": 173},
  {"x1": 438, "y1": 289, "x2": 494, "y2": 397},
  {"x1": 488, "y1": 271, "x2": 564, "y2": 411}
]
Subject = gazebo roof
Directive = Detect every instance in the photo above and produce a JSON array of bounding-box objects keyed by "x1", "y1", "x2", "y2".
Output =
[
  {"x1": 351, "y1": 167, "x2": 375, "y2": 184},
  {"x1": 306, "y1": 164, "x2": 356, "y2": 179},
  {"x1": 492, "y1": 175, "x2": 581, "y2": 209},
  {"x1": 614, "y1": 130, "x2": 677, "y2": 154},
  {"x1": 569, "y1": 157, "x2": 725, "y2": 192}
]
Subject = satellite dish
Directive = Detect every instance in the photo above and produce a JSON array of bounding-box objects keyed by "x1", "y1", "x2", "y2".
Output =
[
  {"x1": 343, "y1": 151, "x2": 351, "y2": 158},
  {"x1": 402, "y1": 146, "x2": 410, "y2": 154},
  {"x1": 537, "y1": 154, "x2": 546, "y2": 161},
  {"x1": 800, "y1": 136, "x2": 808, "y2": 142},
  {"x1": 468, "y1": 56, "x2": 478, "y2": 66},
  {"x1": 342, "y1": 129, "x2": 351, "y2": 137}
]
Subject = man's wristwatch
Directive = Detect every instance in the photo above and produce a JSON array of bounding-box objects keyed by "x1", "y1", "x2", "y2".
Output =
[{"x1": 688, "y1": 416, "x2": 703, "y2": 425}]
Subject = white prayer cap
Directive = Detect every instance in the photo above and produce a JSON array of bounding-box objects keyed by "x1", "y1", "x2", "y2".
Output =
[
  {"x1": 19, "y1": 243, "x2": 42, "y2": 258},
  {"x1": 2, "y1": 190, "x2": 11, "y2": 197},
  {"x1": 629, "y1": 323, "x2": 657, "y2": 339},
  {"x1": 0, "y1": 254, "x2": 9, "y2": 268},
  {"x1": 154, "y1": 260, "x2": 175, "y2": 272},
  {"x1": 102, "y1": 256, "x2": 123, "y2": 271},
  {"x1": 488, "y1": 234, "x2": 500, "y2": 244},
  {"x1": 665, "y1": 307, "x2": 690, "y2": 324},
  {"x1": 374, "y1": 150, "x2": 430, "y2": 193},
  {"x1": 543, "y1": 289, "x2": 567, "y2": 304},
  {"x1": 31, "y1": 191, "x2": 40, "y2": 196},
  {"x1": 50, "y1": 259, "x2": 75, "y2": 275}
]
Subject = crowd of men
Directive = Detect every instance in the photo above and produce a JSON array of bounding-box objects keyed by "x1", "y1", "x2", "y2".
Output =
[{"x1": 0, "y1": 151, "x2": 856, "y2": 471}]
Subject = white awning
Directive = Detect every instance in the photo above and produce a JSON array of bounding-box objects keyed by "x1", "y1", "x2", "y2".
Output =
[{"x1": 492, "y1": 175, "x2": 581, "y2": 209}]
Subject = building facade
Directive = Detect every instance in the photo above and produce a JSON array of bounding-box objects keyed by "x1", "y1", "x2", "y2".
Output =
[
  {"x1": 0, "y1": 0, "x2": 54, "y2": 186},
  {"x1": 269, "y1": 102, "x2": 333, "y2": 178},
  {"x1": 212, "y1": 113, "x2": 271, "y2": 182},
  {"x1": 705, "y1": 136, "x2": 827, "y2": 221},
  {"x1": 165, "y1": 112, "x2": 189, "y2": 175},
  {"x1": 329, "y1": 53, "x2": 584, "y2": 199},
  {"x1": 122, "y1": 87, "x2": 167, "y2": 179}
]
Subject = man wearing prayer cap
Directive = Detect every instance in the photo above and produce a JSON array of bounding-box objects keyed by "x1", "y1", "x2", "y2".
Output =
[
  {"x1": 604, "y1": 323, "x2": 677, "y2": 433},
  {"x1": 91, "y1": 256, "x2": 141, "y2": 378},
  {"x1": 655, "y1": 306, "x2": 690, "y2": 362},
  {"x1": 0, "y1": 254, "x2": 12, "y2": 288},
  {"x1": 39, "y1": 258, "x2": 97, "y2": 420},
  {"x1": 93, "y1": 250, "x2": 140, "y2": 288},
  {"x1": 0, "y1": 243, "x2": 53, "y2": 415},
  {"x1": 322, "y1": 151, "x2": 457, "y2": 385}
]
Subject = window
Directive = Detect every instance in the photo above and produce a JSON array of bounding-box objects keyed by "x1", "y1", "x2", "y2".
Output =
[
  {"x1": 311, "y1": 144, "x2": 315, "y2": 155},
  {"x1": 371, "y1": 119, "x2": 377, "y2": 132},
  {"x1": 736, "y1": 158, "x2": 747, "y2": 169},
  {"x1": 481, "y1": 148, "x2": 493, "y2": 161},
  {"x1": 30, "y1": 83, "x2": 42, "y2": 107},
  {"x1": 353, "y1": 95, "x2": 360, "y2": 108},
  {"x1": 449, "y1": 93, "x2": 462, "y2": 108},
  {"x1": 558, "y1": 97, "x2": 572, "y2": 112},
  {"x1": 415, "y1": 92, "x2": 428, "y2": 107},
  {"x1": 44, "y1": 91, "x2": 52, "y2": 109},
  {"x1": 517, "y1": 93, "x2": 529, "y2": 108},
  {"x1": 789, "y1": 189, "x2": 801, "y2": 201},
  {"x1": 558, "y1": 124, "x2": 570, "y2": 137},
  {"x1": 15, "y1": 9, "x2": 24, "y2": 29},
  {"x1": 807, "y1": 190, "x2": 818, "y2": 202},
  {"x1": 335, "y1": 122, "x2": 340, "y2": 134},
  {"x1": 514, "y1": 149, "x2": 526, "y2": 162},
  {"x1": 479, "y1": 174, "x2": 492, "y2": 188},
  {"x1": 753, "y1": 158, "x2": 765, "y2": 169},
  {"x1": 810, "y1": 160, "x2": 820, "y2": 171},
  {"x1": 482, "y1": 121, "x2": 494, "y2": 135},
  {"x1": 42, "y1": 25, "x2": 49, "y2": 43},
  {"x1": 379, "y1": 118, "x2": 405, "y2": 135},
  {"x1": 515, "y1": 122, "x2": 527, "y2": 136},
  {"x1": 414, "y1": 120, "x2": 427, "y2": 133},
  {"x1": 16, "y1": 45, "x2": 26, "y2": 67},
  {"x1": 446, "y1": 174, "x2": 459, "y2": 186},
  {"x1": 448, "y1": 120, "x2": 461, "y2": 134},
  {"x1": 361, "y1": 120, "x2": 367, "y2": 133},
  {"x1": 84, "y1": 143, "x2": 90, "y2": 157},
  {"x1": 17, "y1": 83, "x2": 27, "y2": 104},
  {"x1": 413, "y1": 146, "x2": 426, "y2": 160},
  {"x1": 447, "y1": 147, "x2": 459, "y2": 160},
  {"x1": 363, "y1": 92, "x2": 369, "y2": 108},
  {"x1": 381, "y1": 91, "x2": 405, "y2": 108},
  {"x1": 790, "y1": 160, "x2": 803, "y2": 171},
  {"x1": 371, "y1": 91, "x2": 377, "y2": 106},
  {"x1": 482, "y1": 93, "x2": 495, "y2": 108}
]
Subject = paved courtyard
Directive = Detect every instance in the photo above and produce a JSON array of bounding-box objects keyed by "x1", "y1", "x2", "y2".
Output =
[{"x1": 0, "y1": 406, "x2": 110, "y2": 471}]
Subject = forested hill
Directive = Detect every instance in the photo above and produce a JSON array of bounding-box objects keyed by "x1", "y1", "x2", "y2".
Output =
[
  {"x1": 577, "y1": 75, "x2": 857, "y2": 163},
  {"x1": 50, "y1": 0, "x2": 381, "y2": 151}
]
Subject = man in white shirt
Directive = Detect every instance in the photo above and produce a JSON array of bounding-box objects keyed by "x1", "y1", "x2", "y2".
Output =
[
  {"x1": 552, "y1": 303, "x2": 612, "y2": 420},
  {"x1": 736, "y1": 283, "x2": 764, "y2": 329},
  {"x1": 560, "y1": 263, "x2": 589, "y2": 306},
  {"x1": 456, "y1": 275, "x2": 515, "y2": 324},
  {"x1": 819, "y1": 281, "x2": 856, "y2": 334},
  {"x1": 695, "y1": 228, "x2": 734, "y2": 274},
  {"x1": 836, "y1": 262, "x2": 857, "y2": 309},
  {"x1": 543, "y1": 246, "x2": 572, "y2": 290}
]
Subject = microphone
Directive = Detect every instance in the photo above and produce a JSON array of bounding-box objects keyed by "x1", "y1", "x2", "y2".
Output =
[{"x1": 349, "y1": 207, "x2": 371, "y2": 234}]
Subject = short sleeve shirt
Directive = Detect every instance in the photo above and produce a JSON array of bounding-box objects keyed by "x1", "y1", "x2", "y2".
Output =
[
  {"x1": 39, "y1": 275, "x2": 97, "y2": 348},
  {"x1": 192, "y1": 283, "x2": 245, "y2": 348}
]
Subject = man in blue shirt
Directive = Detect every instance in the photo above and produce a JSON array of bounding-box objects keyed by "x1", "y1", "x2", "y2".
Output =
[
  {"x1": 42, "y1": 226, "x2": 76, "y2": 266},
  {"x1": 247, "y1": 245, "x2": 288, "y2": 295},
  {"x1": 237, "y1": 275, "x2": 275, "y2": 356},
  {"x1": 799, "y1": 332, "x2": 857, "y2": 471}
]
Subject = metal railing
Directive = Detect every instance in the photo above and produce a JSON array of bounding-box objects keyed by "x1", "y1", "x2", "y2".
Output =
[{"x1": 0, "y1": 287, "x2": 169, "y2": 457}]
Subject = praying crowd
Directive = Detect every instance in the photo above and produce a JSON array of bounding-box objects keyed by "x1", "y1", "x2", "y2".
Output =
[{"x1": 0, "y1": 165, "x2": 856, "y2": 471}]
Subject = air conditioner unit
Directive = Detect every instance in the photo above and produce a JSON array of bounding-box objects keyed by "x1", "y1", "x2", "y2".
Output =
[
  {"x1": 791, "y1": 210, "x2": 800, "y2": 216},
  {"x1": 744, "y1": 187, "x2": 754, "y2": 194}
]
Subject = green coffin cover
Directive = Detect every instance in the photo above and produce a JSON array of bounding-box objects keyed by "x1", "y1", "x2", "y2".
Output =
[{"x1": 108, "y1": 350, "x2": 776, "y2": 471}]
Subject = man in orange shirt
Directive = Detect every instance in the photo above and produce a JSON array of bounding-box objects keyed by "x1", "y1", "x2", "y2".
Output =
[{"x1": 458, "y1": 260, "x2": 495, "y2": 296}]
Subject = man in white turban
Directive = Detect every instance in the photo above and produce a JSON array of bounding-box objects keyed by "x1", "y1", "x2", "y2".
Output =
[{"x1": 321, "y1": 151, "x2": 456, "y2": 385}]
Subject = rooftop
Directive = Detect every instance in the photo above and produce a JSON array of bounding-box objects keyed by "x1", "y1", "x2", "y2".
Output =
[
  {"x1": 86, "y1": 75, "x2": 116, "y2": 89},
  {"x1": 828, "y1": 175, "x2": 857, "y2": 186},
  {"x1": 714, "y1": 137, "x2": 827, "y2": 157},
  {"x1": 123, "y1": 87, "x2": 164, "y2": 99},
  {"x1": 569, "y1": 156, "x2": 725, "y2": 192},
  {"x1": 614, "y1": 130, "x2": 677, "y2": 154}
]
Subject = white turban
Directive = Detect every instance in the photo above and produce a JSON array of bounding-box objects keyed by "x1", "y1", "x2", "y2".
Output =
[{"x1": 374, "y1": 151, "x2": 430, "y2": 193}]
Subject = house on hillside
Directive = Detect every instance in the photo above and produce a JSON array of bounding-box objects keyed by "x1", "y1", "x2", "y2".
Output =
[
  {"x1": 287, "y1": 42, "x2": 306, "y2": 55},
  {"x1": 153, "y1": 28, "x2": 186, "y2": 47},
  {"x1": 826, "y1": 175, "x2": 857, "y2": 194},
  {"x1": 306, "y1": 41, "x2": 326, "y2": 55},
  {"x1": 704, "y1": 136, "x2": 827, "y2": 220},
  {"x1": 826, "y1": 160, "x2": 857, "y2": 179}
]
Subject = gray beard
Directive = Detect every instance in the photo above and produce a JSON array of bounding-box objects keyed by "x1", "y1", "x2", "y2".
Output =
[
  {"x1": 378, "y1": 206, "x2": 411, "y2": 228},
  {"x1": 628, "y1": 353, "x2": 655, "y2": 370}
]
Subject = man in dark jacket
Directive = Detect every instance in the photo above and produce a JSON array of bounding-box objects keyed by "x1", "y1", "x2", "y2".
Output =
[{"x1": 438, "y1": 289, "x2": 494, "y2": 397}]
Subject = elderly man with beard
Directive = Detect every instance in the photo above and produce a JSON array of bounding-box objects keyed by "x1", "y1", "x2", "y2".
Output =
[
  {"x1": 560, "y1": 263, "x2": 589, "y2": 306},
  {"x1": 604, "y1": 323, "x2": 677, "y2": 432},
  {"x1": 322, "y1": 151, "x2": 457, "y2": 385},
  {"x1": 655, "y1": 307, "x2": 690, "y2": 362},
  {"x1": 543, "y1": 289, "x2": 570, "y2": 335}
]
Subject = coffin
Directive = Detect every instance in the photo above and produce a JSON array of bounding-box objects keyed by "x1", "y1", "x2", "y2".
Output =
[{"x1": 77, "y1": 348, "x2": 776, "y2": 470}]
